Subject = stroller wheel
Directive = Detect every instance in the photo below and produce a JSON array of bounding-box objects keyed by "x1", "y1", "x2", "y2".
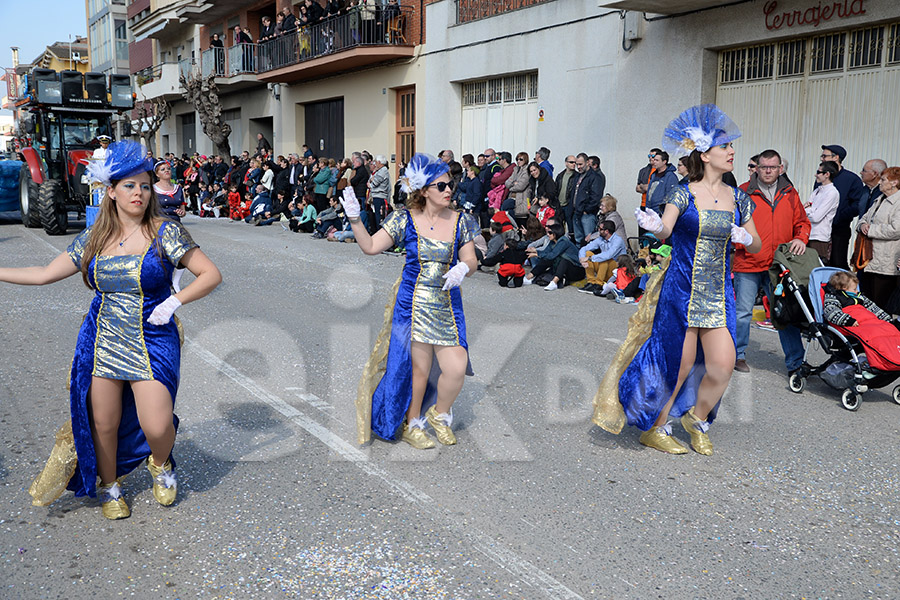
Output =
[
  {"x1": 788, "y1": 372, "x2": 805, "y2": 393},
  {"x1": 892, "y1": 385, "x2": 900, "y2": 406},
  {"x1": 841, "y1": 388, "x2": 862, "y2": 411}
]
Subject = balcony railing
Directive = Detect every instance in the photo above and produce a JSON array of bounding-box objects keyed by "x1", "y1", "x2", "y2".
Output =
[
  {"x1": 200, "y1": 44, "x2": 258, "y2": 78},
  {"x1": 256, "y1": 4, "x2": 413, "y2": 74},
  {"x1": 178, "y1": 58, "x2": 197, "y2": 80}
]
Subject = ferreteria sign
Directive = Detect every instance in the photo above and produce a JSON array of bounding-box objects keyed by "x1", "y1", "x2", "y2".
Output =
[{"x1": 763, "y1": 0, "x2": 866, "y2": 30}]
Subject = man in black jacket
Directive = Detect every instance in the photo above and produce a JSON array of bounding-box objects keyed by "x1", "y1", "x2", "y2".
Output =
[
  {"x1": 572, "y1": 153, "x2": 604, "y2": 246},
  {"x1": 350, "y1": 154, "x2": 369, "y2": 200},
  {"x1": 211, "y1": 155, "x2": 228, "y2": 183},
  {"x1": 555, "y1": 155, "x2": 577, "y2": 237}
]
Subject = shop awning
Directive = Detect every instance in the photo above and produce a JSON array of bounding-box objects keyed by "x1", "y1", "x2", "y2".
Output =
[{"x1": 598, "y1": 0, "x2": 735, "y2": 14}]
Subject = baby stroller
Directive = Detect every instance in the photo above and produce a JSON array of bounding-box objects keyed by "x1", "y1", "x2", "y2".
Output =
[{"x1": 772, "y1": 262, "x2": 900, "y2": 411}]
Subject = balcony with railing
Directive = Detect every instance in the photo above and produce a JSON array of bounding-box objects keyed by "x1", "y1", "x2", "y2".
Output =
[
  {"x1": 134, "y1": 62, "x2": 183, "y2": 100},
  {"x1": 255, "y1": 5, "x2": 416, "y2": 84}
]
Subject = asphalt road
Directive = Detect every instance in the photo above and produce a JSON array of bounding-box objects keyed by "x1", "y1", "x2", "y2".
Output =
[{"x1": 1, "y1": 214, "x2": 898, "y2": 600}]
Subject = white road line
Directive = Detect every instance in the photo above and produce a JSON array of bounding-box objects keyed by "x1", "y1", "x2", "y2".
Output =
[
  {"x1": 24, "y1": 229, "x2": 66, "y2": 255},
  {"x1": 186, "y1": 338, "x2": 585, "y2": 600},
  {"x1": 285, "y1": 387, "x2": 334, "y2": 412}
]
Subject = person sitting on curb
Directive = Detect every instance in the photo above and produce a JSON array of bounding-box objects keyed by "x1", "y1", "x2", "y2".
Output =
[{"x1": 577, "y1": 220, "x2": 628, "y2": 295}]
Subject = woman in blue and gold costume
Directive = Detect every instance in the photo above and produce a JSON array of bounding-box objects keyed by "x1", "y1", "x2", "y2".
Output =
[
  {"x1": 0, "y1": 141, "x2": 221, "y2": 519},
  {"x1": 342, "y1": 153, "x2": 479, "y2": 449},
  {"x1": 592, "y1": 105, "x2": 761, "y2": 456}
]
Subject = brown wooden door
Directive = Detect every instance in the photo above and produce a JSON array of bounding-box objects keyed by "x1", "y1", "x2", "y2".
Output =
[{"x1": 395, "y1": 86, "x2": 415, "y2": 169}]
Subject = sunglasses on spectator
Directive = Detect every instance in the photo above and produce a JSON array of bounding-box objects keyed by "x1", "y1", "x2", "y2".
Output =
[
  {"x1": 566, "y1": 160, "x2": 575, "y2": 164},
  {"x1": 428, "y1": 181, "x2": 456, "y2": 192},
  {"x1": 820, "y1": 153, "x2": 835, "y2": 159},
  {"x1": 816, "y1": 170, "x2": 826, "y2": 174},
  {"x1": 747, "y1": 164, "x2": 757, "y2": 169},
  {"x1": 648, "y1": 154, "x2": 656, "y2": 159}
]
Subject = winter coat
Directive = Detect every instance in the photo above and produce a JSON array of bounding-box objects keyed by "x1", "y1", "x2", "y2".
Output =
[
  {"x1": 350, "y1": 166, "x2": 369, "y2": 198},
  {"x1": 368, "y1": 165, "x2": 390, "y2": 199},
  {"x1": 313, "y1": 168, "x2": 332, "y2": 195},
  {"x1": 736, "y1": 175, "x2": 810, "y2": 273},
  {"x1": 527, "y1": 168, "x2": 558, "y2": 207},
  {"x1": 858, "y1": 190, "x2": 900, "y2": 276},
  {"x1": 455, "y1": 175, "x2": 483, "y2": 211},
  {"x1": 505, "y1": 165, "x2": 531, "y2": 217},
  {"x1": 572, "y1": 169, "x2": 604, "y2": 216}
]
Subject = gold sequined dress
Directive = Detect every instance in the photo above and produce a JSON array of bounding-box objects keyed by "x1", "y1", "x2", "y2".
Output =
[
  {"x1": 355, "y1": 208, "x2": 479, "y2": 443},
  {"x1": 29, "y1": 221, "x2": 196, "y2": 505},
  {"x1": 592, "y1": 184, "x2": 753, "y2": 433}
]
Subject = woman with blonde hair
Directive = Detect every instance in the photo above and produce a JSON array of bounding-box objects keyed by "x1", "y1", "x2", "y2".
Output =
[
  {"x1": 341, "y1": 153, "x2": 479, "y2": 449},
  {"x1": 1, "y1": 141, "x2": 221, "y2": 519}
]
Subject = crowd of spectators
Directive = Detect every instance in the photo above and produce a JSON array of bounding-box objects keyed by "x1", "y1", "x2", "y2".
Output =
[{"x1": 151, "y1": 136, "x2": 900, "y2": 320}]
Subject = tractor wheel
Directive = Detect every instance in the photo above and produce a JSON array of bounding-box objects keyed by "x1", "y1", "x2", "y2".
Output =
[
  {"x1": 18, "y1": 164, "x2": 41, "y2": 228},
  {"x1": 37, "y1": 179, "x2": 68, "y2": 235}
]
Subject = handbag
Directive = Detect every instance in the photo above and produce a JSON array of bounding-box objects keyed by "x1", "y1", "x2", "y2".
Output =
[{"x1": 851, "y1": 232, "x2": 873, "y2": 271}]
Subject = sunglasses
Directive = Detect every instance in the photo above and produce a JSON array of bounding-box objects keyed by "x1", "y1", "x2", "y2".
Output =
[
  {"x1": 428, "y1": 181, "x2": 456, "y2": 192},
  {"x1": 816, "y1": 170, "x2": 826, "y2": 175},
  {"x1": 747, "y1": 164, "x2": 757, "y2": 169},
  {"x1": 648, "y1": 154, "x2": 656, "y2": 159}
]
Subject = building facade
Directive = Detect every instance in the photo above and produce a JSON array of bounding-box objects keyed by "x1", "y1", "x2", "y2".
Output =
[
  {"x1": 424, "y1": 0, "x2": 900, "y2": 204},
  {"x1": 86, "y1": 0, "x2": 131, "y2": 76},
  {"x1": 129, "y1": 0, "x2": 425, "y2": 170}
]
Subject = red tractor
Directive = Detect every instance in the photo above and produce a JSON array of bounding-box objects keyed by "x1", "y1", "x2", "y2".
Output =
[{"x1": 15, "y1": 68, "x2": 133, "y2": 235}]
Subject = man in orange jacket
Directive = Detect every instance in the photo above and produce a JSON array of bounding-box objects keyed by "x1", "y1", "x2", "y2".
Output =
[{"x1": 734, "y1": 149, "x2": 811, "y2": 375}]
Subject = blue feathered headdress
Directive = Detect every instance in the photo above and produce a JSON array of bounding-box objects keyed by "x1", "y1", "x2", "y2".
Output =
[
  {"x1": 400, "y1": 153, "x2": 450, "y2": 194},
  {"x1": 86, "y1": 141, "x2": 154, "y2": 186},
  {"x1": 661, "y1": 104, "x2": 741, "y2": 158}
]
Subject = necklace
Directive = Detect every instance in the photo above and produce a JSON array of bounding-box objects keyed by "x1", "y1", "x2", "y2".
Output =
[
  {"x1": 422, "y1": 210, "x2": 440, "y2": 230},
  {"x1": 119, "y1": 225, "x2": 142, "y2": 247},
  {"x1": 702, "y1": 182, "x2": 722, "y2": 204}
]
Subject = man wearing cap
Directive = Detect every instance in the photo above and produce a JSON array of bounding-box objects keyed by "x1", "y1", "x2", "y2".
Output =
[
  {"x1": 92, "y1": 135, "x2": 112, "y2": 160},
  {"x1": 734, "y1": 148, "x2": 810, "y2": 374},
  {"x1": 818, "y1": 144, "x2": 865, "y2": 270}
]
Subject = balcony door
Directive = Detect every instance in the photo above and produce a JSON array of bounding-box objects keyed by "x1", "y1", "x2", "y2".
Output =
[
  {"x1": 304, "y1": 98, "x2": 344, "y2": 160},
  {"x1": 395, "y1": 86, "x2": 415, "y2": 167},
  {"x1": 180, "y1": 112, "x2": 196, "y2": 155}
]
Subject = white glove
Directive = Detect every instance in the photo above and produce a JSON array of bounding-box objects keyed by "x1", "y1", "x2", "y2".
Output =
[
  {"x1": 441, "y1": 262, "x2": 470, "y2": 291},
  {"x1": 730, "y1": 223, "x2": 753, "y2": 246},
  {"x1": 340, "y1": 188, "x2": 361, "y2": 219},
  {"x1": 148, "y1": 295, "x2": 182, "y2": 325},
  {"x1": 635, "y1": 208, "x2": 663, "y2": 234}
]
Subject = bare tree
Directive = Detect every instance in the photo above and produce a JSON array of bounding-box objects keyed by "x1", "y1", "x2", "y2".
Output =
[
  {"x1": 134, "y1": 97, "x2": 171, "y2": 156},
  {"x1": 179, "y1": 71, "x2": 232, "y2": 157}
]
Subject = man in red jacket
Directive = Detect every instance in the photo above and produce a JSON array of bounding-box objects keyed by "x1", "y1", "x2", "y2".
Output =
[{"x1": 734, "y1": 149, "x2": 811, "y2": 374}]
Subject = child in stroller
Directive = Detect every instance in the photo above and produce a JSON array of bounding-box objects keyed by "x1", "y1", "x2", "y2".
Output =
[{"x1": 783, "y1": 265, "x2": 900, "y2": 410}]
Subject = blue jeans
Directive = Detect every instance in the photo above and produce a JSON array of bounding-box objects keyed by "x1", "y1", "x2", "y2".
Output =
[
  {"x1": 573, "y1": 213, "x2": 597, "y2": 246},
  {"x1": 733, "y1": 270, "x2": 805, "y2": 371}
]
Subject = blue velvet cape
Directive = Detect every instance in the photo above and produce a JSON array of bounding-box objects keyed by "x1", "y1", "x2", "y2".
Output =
[
  {"x1": 66, "y1": 222, "x2": 195, "y2": 497},
  {"x1": 369, "y1": 212, "x2": 471, "y2": 441},
  {"x1": 618, "y1": 185, "x2": 752, "y2": 431}
]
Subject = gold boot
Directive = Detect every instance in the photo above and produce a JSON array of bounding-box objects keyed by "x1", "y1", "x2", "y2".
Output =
[
  {"x1": 146, "y1": 457, "x2": 177, "y2": 506},
  {"x1": 681, "y1": 408, "x2": 713, "y2": 456},
  {"x1": 98, "y1": 480, "x2": 130, "y2": 520},
  {"x1": 401, "y1": 418, "x2": 436, "y2": 450},
  {"x1": 639, "y1": 423, "x2": 688, "y2": 454},
  {"x1": 425, "y1": 406, "x2": 457, "y2": 446}
]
